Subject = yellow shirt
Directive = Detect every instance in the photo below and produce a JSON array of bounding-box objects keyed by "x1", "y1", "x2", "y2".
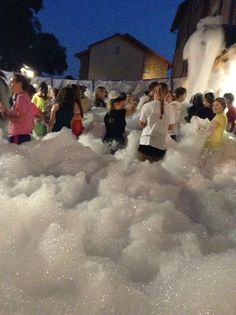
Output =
[
  {"x1": 205, "y1": 113, "x2": 227, "y2": 150},
  {"x1": 32, "y1": 94, "x2": 47, "y2": 112}
]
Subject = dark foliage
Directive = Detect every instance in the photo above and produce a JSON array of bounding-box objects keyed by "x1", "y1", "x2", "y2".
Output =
[{"x1": 0, "y1": 0, "x2": 67, "y2": 75}]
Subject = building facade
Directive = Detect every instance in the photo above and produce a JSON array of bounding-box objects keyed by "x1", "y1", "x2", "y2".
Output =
[
  {"x1": 171, "y1": 0, "x2": 236, "y2": 77},
  {"x1": 75, "y1": 33, "x2": 170, "y2": 80}
]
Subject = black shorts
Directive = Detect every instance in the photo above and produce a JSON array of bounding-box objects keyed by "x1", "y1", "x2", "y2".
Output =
[{"x1": 138, "y1": 144, "x2": 166, "y2": 159}]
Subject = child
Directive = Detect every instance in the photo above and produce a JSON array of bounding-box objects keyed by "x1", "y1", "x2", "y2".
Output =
[
  {"x1": 224, "y1": 93, "x2": 236, "y2": 133},
  {"x1": 169, "y1": 87, "x2": 187, "y2": 141},
  {"x1": 205, "y1": 97, "x2": 227, "y2": 151},
  {"x1": 103, "y1": 93, "x2": 134, "y2": 153},
  {"x1": 71, "y1": 102, "x2": 84, "y2": 138},
  {"x1": 138, "y1": 83, "x2": 175, "y2": 162},
  {"x1": 197, "y1": 92, "x2": 215, "y2": 121}
]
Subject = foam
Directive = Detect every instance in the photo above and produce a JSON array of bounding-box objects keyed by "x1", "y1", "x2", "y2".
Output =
[{"x1": 0, "y1": 112, "x2": 236, "y2": 314}]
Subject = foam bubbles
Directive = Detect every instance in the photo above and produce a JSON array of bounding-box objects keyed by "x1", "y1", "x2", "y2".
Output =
[{"x1": 0, "y1": 113, "x2": 236, "y2": 314}]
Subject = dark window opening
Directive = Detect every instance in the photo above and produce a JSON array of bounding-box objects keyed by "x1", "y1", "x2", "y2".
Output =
[{"x1": 114, "y1": 46, "x2": 120, "y2": 54}]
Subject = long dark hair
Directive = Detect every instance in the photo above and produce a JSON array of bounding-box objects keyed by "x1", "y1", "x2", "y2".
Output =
[
  {"x1": 56, "y1": 86, "x2": 75, "y2": 112},
  {"x1": 158, "y1": 83, "x2": 169, "y2": 119},
  {"x1": 204, "y1": 92, "x2": 215, "y2": 108},
  {"x1": 70, "y1": 84, "x2": 84, "y2": 118},
  {"x1": 13, "y1": 73, "x2": 30, "y2": 91}
]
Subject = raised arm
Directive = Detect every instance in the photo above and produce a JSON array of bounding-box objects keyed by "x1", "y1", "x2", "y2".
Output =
[{"x1": 48, "y1": 104, "x2": 59, "y2": 132}]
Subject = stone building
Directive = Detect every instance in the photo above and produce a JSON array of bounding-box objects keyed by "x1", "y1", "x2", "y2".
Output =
[
  {"x1": 171, "y1": 0, "x2": 236, "y2": 77},
  {"x1": 75, "y1": 33, "x2": 171, "y2": 80}
]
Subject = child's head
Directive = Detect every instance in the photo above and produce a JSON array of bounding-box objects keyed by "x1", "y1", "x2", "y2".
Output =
[
  {"x1": 213, "y1": 97, "x2": 226, "y2": 114},
  {"x1": 165, "y1": 91, "x2": 175, "y2": 103},
  {"x1": 148, "y1": 81, "x2": 159, "y2": 96},
  {"x1": 175, "y1": 87, "x2": 187, "y2": 102},
  {"x1": 110, "y1": 94, "x2": 127, "y2": 110},
  {"x1": 203, "y1": 92, "x2": 215, "y2": 108},
  {"x1": 223, "y1": 93, "x2": 234, "y2": 108},
  {"x1": 154, "y1": 82, "x2": 169, "y2": 100},
  {"x1": 38, "y1": 82, "x2": 48, "y2": 98},
  {"x1": 11, "y1": 73, "x2": 30, "y2": 93},
  {"x1": 95, "y1": 86, "x2": 107, "y2": 99}
]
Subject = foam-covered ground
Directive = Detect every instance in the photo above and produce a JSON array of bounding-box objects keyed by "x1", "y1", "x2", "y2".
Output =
[{"x1": 0, "y1": 109, "x2": 236, "y2": 315}]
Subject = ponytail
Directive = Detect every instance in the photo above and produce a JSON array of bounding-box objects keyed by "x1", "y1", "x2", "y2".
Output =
[{"x1": 158, "y1": 83, "x2": 169, "y2": 120}]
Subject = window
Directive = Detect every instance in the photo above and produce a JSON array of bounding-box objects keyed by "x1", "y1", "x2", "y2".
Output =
[{"x1": 114, "y1": 46, "x2": 120, "y2": 54}]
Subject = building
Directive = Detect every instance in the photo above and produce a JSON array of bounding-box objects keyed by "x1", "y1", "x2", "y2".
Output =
[
  {"x1": 75, "y1": 33, "x2": 171, "y2": 80},
  {"x1": 171, "y1": 0, "x2": 236, "y2": 77}
]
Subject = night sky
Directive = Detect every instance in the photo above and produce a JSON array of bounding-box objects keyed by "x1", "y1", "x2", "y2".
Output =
[{"x1": 38, "y1": 0, "x2": 183, "y2": 78}]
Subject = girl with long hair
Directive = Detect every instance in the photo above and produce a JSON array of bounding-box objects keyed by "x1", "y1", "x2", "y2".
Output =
[
  {"x1": 48, "y1": 86, "x2": 84, "y2": 137},
  {"x1": 0, "y1": 73, "x2": 34, "y2": 145},
  {"x1": 138, "y1": 83, "x2": 175, "y2": 162}
]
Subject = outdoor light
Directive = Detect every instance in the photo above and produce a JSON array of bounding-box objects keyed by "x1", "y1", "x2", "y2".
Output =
[{"x1": 20, "y1": 65, "x2": 35, "y2": 78}]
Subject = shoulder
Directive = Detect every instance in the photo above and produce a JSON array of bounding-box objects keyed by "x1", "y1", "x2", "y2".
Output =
[
  {"x1": 215, "y1": 113, "x2": 226, "y2": 123},
  {"x1": 16, "y1": 93, "x2": 30, "y2": 105},
  {"x1": 143, "y1": 100, "x2": 157, "y2": 109},
  {"x1": 51, "y1": 103, "x2": 59, "y2": 112}
]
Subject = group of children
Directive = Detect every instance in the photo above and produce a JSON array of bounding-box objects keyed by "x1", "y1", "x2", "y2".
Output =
[
  {"x1": 0, "y1": 74, "x2": 84, "y2": 144},
  {"x1": 0, "y1": 74, "x2": 235, "y2": 161},
  {"x1": 102, "y1": 82, "x2": 234, "y2": 161}
]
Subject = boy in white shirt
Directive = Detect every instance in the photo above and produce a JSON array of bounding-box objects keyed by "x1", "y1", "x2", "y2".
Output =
[
  {"x1": 169, "y1": 87, "x2": 187, "y2": 141},
  {"x1": 136, "y1": 81, "x2": 159, "y2": 112}
]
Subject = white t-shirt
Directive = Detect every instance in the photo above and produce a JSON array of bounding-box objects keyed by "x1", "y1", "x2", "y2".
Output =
[
  {"x1": 136, "y1": 94, "x2": 150, "y2": 112},
  {"x1": 169, "y1": 100, "x2": 183, "y2": 136},
  {"x1": 139, "y1": 100, "x2": 175, "y2": 150}
]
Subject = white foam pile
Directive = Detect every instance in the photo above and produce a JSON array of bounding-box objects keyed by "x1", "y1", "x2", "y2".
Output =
[{"x1": 0, "y1": 109, "x2": 236, "y2": 315}]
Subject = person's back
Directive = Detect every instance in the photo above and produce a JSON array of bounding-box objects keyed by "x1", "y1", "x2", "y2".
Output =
[
  {"x1": 197, "y1": 92, "x2": 215, "y2": 121},
  {"x1": 52, "y1": 106, "x2": 74, "y2": 132},
  {"x1": 103, "y1": 94, "x2": 128, "y2": 153},
  {"x1": 185, "y1": 93, "x2": 204, "y2": 122},
  {"x1": 140, "y1": 100, "x2": 173, "y2": 150},
  {"x1": 104, "y1": 108, "x2": 126, "y2": 143}
]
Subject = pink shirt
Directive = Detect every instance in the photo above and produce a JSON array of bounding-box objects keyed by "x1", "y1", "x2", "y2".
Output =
[{"x1": 8, "y1": 93, "x2": 34, "y2": 136}]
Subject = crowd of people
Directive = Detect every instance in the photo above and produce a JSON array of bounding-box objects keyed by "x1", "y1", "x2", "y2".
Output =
[{"x1": 0, "y1": 73, "x2": 235, "y2": 161}]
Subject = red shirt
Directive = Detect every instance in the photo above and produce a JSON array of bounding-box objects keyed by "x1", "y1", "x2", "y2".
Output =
[{"x1": 226, "y1": 106, "x2": 236, "y2": 132}]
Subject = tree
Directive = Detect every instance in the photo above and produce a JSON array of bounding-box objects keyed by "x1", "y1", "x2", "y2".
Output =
[
  {"x1": 29, "y1": 33, "x2": 68, "y2": 75},
  {"x1": 0, "y1": 0, "x2": 67, "y2": 75}
]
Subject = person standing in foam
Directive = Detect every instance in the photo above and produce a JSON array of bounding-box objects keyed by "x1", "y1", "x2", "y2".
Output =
[
  {"x1": 169, "y1": 87, "x2": 187, "y2": 141},
  {"x1": 138, "y1": 83, "x2": 175, "y2": 162},
  {"x1": 48, "y1": 86, "x2": 82, "y2": 134},
  {"x1": 136, "y1": 81, "x2": 159, "y2": 112},
  {"x1": 205, "y1": 97, "x2": 227, "y2": 151},
  {"x1": 103, "y1": 92, "x2": 135, "y2": 154},
  {"x1": 224, "y1": 93, "x2": 236, "y2": 133},
  {"x1": 0, "y1": 73, "x2": 33, "y2": 145}
]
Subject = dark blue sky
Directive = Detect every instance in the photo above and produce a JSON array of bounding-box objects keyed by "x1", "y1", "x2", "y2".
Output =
[{"x1": 38, "y1": 0, "x2": 182, "y2": 78}]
